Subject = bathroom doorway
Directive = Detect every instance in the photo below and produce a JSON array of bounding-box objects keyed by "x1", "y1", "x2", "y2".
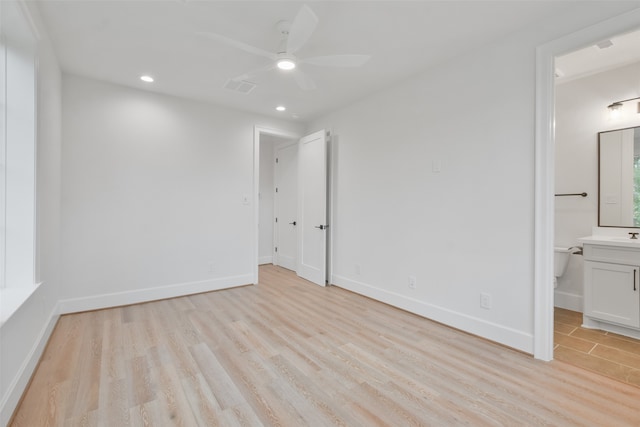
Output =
[
  {"x1": 536, "y1": 9, "x2": 640, "y2": 381},
  {"x1": 535, "y1": 8, "x2": 640, "y2": 362},
  {"x1": 554, "y1": 28, "x2": 640, "y2": 312}
]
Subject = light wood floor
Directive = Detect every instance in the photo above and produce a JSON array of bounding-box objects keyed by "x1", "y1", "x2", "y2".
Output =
[
  {"x1": 554, "y1": 307, "x2": 640, "y2": 388},
  {"x1": 11, "y1": 265, "x2": 640, "y2": 426}
]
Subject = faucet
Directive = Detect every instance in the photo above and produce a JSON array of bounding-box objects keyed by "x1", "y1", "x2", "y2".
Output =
[{"x1": 629, "y1": 232, "x2": 639, "y2": 239}]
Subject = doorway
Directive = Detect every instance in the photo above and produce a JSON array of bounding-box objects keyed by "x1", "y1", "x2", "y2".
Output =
[
  {"x1": 254, "y1": 127, "x2": 299, "y2": 283},
  {"x1": 253, "y1": 127, "x2": 331, "y2": 287},
  {"x1": 551, "y1": 28, "x2": 640, "y2": 385},
  {"x1": 535, "y1": 9, "x2": 640, "y2": 361}
]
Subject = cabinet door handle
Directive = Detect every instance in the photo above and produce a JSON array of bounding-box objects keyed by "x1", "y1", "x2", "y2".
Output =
[{"x1": 635, "y1": 269, "x2": 637, "y2": 292}]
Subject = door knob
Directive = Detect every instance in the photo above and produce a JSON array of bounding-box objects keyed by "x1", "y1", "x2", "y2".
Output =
[{"x1": 289, "y1": 221, "x2": 297, "y2": 226}]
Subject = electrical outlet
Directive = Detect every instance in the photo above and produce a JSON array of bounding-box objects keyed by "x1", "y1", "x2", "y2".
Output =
[
  {"x1": 408, "y1": 275, "x2": 416, "y2": 289},
  {"x1": 208, "y1": 262, "x2": 215, "y2": 274},
  {"x1": 355, "y1": 264, "x2": 361, "y2": 275},
  {"x1": 480, "y1": 292, "x2": 492, "y2": 309}
]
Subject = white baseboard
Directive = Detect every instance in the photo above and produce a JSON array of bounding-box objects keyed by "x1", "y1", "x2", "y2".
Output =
[
  {"x1": 554, "y1": 290, "x2": 583, "y2": 313},
  {"x1": 58, "y1": 274, "x2": 253, "y2": 314},
  {"x1": 258, "y1": 256, "x2": 273, "y2": 265},
  {"x1": 583, "y1": 315, "x2": 640, "y2": 340},
  {"x1": 331, "y1": 274, "x2": 534, "y2": 354},
  {"x1": 0, "y1": 302, "x2": 60, "y2": 427}
]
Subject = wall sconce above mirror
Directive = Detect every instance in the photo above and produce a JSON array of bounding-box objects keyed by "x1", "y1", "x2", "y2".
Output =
[{"x1": 607, "y1": 97, "x2": 640, "y2": 119}]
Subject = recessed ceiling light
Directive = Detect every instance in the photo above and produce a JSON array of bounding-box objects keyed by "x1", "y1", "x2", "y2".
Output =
[
  {"x1": 140, "y1": 75, "x2": 154, "y2": 83},
  {"x1": 276, "y1": 106, "x2": 286, "y2": 112},
  {"x1": 276, "y1": 59, "x2": 296, "y2": 71}
]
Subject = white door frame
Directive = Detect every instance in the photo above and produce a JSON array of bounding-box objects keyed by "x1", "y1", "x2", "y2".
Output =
[
  {"x1": 534, "y1": 8, "x2": 640, "y2": 360},
  {"x1": 253, "y1": 126, "x2": 300, "y2": 284}
]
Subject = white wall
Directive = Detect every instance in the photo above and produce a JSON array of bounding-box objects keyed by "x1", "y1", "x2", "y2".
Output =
[
  {"x1": 60, "y1": 75, "x2": 304, "y2": 312},
  {"x1": 310, "y1": 3, "x2": 640, "y2": 354},
  {"x1": 0, "y1": 2, "x2": 62, "y2": 424},
  {"x1": 2, "y1": 3, "x2": 639, "y2": 420},
  {"x1": 555, "y1": 61, "x2": 640, "y2": 311}
]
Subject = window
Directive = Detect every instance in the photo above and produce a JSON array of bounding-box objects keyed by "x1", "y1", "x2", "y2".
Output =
[{"x1": 0, "y1": 0, "x2": 37, "y2": 319}]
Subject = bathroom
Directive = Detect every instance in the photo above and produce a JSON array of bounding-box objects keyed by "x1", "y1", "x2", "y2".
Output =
[{"x1": 554, "y1": 28, "x2": 640, "y2": 383}]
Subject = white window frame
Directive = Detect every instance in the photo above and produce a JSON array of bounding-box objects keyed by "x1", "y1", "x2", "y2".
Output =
[{"x1": 0, "y1": 0, "x2": 38, "y2": 324}]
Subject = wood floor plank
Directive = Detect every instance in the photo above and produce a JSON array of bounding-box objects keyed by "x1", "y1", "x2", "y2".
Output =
[
  {"x1": 10, "y1": 265, "x2": 640, "y2": 426},
  {"x1": 554, "y1": 331, "x2": 597, "y2": 353},
  {"x1": 554, "y1": 346, "x2": 635, "y2": 385},
  {"x1": 571, "y1": 327, "x2": 640, "y2": 353},
  {"x1": 555, "y1": 321, "x2": 577, "y2": 335},
  {"x1": 555, "y1": 307, "x2": 583, "y2": 325},
  {"x1": 590, "y1": 344, "x2": 640, "y2": 370},
  {"x1": 180, "y1": 373, "x2": 223, "y2": 426}
]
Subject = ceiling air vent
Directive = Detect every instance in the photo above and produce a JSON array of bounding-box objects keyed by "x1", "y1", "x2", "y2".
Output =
[
  {"x1": 224, "y1": 79, "x2": 256, "y2": 94},
  {"x1": 595, "y1": 39, "x2": 614, "y2": 49}
]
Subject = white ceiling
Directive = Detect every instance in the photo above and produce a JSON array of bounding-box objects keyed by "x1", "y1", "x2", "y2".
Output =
[
  {"x1": 36, "y1": 1, "x2": 575, "y2": 121},
  {"x1": 556, "y1": 27, "x2": 640, "y2": 83}
]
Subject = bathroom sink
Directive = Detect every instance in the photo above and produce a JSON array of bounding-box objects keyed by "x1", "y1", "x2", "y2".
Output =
[
  {"x1": 578, "y1": 235, "x2": 640, "y2": 247},
  {"x1": 606, "y1": 237, "x2": 640, "y2": 242}
]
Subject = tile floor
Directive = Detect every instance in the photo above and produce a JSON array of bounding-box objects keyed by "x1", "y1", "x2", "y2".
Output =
[{"x1": 554, "y1": 307, "x2": 640, "y2": 387}]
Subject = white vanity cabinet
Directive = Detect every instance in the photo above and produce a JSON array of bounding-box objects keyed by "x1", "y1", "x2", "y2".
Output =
[
  {"x1": 584, "y1": 260, "x2": 639, "y2": 328},
  {"x1": 580, "y1": 239, "x2": 640, "y2": 337}
]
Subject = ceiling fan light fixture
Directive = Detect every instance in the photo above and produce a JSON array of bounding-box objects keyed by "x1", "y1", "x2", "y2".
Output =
[{"x1": 277, "y1": 58, "x2": 296, "y2": 70}]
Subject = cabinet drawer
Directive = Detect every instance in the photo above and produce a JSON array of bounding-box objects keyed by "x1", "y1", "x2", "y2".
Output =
[{"x1": 583, "y1": 244, "x2": 640, "y2": 265}]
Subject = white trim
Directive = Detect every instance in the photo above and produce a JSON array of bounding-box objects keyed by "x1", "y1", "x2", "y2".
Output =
[
  {"x1": 0, "y1": 281, "x2": 41, "y2": 325},
  {"x1": 333, "y1": 274, "x2": 533, "y2": 353},
  {"x1": 0, "y1": 301, "x2": 59, "y2": 427},
  {"x1": 583, "y1": 316, "x2": 640, "y2": 340},
  {"x1": 534, "y1": 8, "x2": 640, "y2": 361},
  {"x1": 253, "y1": 126, "x2": 300, "y2": 284},
  {"x1": 553, "y1": 291, "x2": 583, "y2": 313},
  {"x1": 258, "y1": 256, "x2": 273, "y2": 265},
  {"x1": 534, "y1": 41, "x2": 556, "y2": 362},
  {"x1": 58, "y1": 275, "x2": 252, "y2": 314},
  {"x1": 327, "y1": 130, "x2": 334, "y2": 284}
]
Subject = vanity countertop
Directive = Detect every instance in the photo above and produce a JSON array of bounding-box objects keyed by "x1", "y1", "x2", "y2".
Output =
[{"x1": 579, "y1": 235, "x2": 640, "y2": 249}]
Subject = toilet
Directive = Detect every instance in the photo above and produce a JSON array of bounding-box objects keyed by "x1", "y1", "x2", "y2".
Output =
[{"x1": 554, "y1": 246, "x2": 575, "y2": 288}]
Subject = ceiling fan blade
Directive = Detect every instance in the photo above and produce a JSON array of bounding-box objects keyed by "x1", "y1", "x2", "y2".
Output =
[
  {"x1": 293, "y1": 70, "x2": 317, "y2": 91},
  {"x1": 301, "y1": 54, "x2": 371, "y2": 68},
  {"x1": 231, "y1": 63, "x2": 276, "y2": 82},
  {"x1": 198, "y1": 32, "x2": 276, "y2": 60},
  {"x1": 286, "y1": 5, "x2": 318, "y2": 54}
]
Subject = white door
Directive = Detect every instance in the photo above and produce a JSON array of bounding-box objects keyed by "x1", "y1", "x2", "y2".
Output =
[
  {"x1": 274, "y1": 142, "x2": 298, "y2": 271},
  {"x1": 297, "y1": 130, "x2": 328, "y2": 286}
]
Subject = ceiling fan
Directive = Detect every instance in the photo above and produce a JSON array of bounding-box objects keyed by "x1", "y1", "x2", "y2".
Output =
[{"x1": 199, "y1": 5, "x2": 371, "y2": 91}]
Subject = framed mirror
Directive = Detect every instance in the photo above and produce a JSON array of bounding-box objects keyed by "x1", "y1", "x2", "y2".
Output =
[{"x1": 599, "y1": 126, "x2": 640, "y2": 227}]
